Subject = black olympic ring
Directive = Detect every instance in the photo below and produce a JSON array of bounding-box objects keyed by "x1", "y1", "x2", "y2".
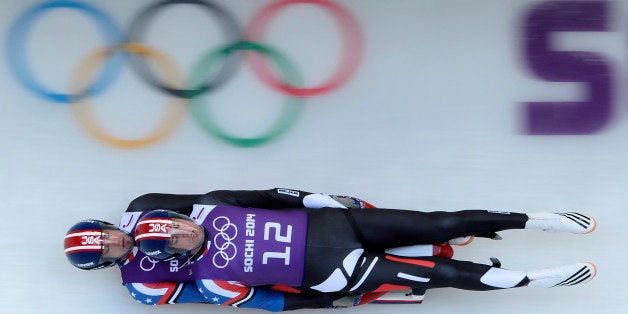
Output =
[
  {"x1": 5, "y1": 0, "x2": 364, "y2": 148},
  {"x1": 126, "y1": 0, "x2": 243, "y2": 99}
]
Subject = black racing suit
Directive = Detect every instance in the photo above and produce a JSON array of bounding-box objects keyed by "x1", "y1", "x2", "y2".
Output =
[{"x1": 126, "y1": 188, "x2": 529, "y2": 310}]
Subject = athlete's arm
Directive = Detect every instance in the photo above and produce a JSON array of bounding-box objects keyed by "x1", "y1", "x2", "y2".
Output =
[
  {"x1": 199, "y1": 188, "x2": 375, "y2": 210},
  {"x1": 196, "y1": 280, "x2": 341, "y2": 312},
  {"x1": 197, "y1": 188, "x2": 312, "y2": 208},
  {"x1": 126, "y1": 188, "x2": 312, "y2": 214},
  {"x1": 126, "y1": 189, "x2": 373, "y2": 214},
  {"x1": 125, "y1": 282, "x2": 208, "y2": 305}
]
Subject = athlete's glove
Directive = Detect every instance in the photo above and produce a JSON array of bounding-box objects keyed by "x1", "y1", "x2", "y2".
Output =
[
  {"x1": 303, "y1": 193, "x2": 375, "y2": 209},
  {"x1": 330, "y1": 195, "x2": 375, "y2": 209}
]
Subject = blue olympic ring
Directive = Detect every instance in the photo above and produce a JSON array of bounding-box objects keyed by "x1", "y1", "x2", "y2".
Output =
[{"x1": 5, "y1": 0, "x2": 126, "y2": 103}]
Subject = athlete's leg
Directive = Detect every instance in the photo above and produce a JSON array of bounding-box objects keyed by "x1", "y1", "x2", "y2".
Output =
[
  {"x1": 347, "y1": 253, "x2": 596, "y2": 294},
  {"x1": 348, "y1": 208, "x2": 596, "y2": 249},
  {"x1": 347, "y1": 254, "x2": 519, "y2": 293},
  {"x1": 348, "y1": 208, "x2": 528, "y2": 249},
  {"x1": 301, "y1": 208, "x2": 363, "y2": 292}
]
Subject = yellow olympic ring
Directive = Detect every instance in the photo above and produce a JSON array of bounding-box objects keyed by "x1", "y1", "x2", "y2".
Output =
[{"x1": 69, "y1": 43, "x2": 187, "y2": 149}]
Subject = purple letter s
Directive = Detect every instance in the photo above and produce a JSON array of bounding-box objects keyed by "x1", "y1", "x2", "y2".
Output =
[{"x1": 523, "y1": 1, "x2": 612, "y2": 134}]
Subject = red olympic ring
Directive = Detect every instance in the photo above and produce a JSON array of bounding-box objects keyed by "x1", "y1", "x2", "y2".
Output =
[{"x1": 246, "y1": 0, "x2": 364, "y2": 97}]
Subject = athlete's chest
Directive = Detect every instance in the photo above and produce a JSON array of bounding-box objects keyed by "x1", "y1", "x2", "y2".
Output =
[{"x1": 190, "y1": 204, "x2": 309, "y2": 285}]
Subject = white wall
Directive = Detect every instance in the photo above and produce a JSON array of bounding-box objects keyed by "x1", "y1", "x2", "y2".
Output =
[{"x1": 1, "y1": 0, "x2": 625, "y2": 313}]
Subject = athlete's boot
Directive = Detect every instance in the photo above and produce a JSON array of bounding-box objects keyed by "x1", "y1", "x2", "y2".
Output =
[
  {"x1": 525, "y1": 212, "x2": 596, "y2": 234},
  {"x1": 526, "y1": 262, "x2": 597, "y2": 288}
]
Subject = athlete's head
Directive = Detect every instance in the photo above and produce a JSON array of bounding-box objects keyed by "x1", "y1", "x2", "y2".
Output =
[
  {"x1": 64, "y1": 219, "x2": 134, "y2": 270},
  {"x1": 134, "y1": 210, "x2": 204, "y2": 260}
]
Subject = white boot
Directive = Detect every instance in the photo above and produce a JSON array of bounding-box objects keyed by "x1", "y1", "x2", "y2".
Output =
[
  {"x1": 525, "y1": 212, "x2": 596, "y2": 234},
  {"x1": 526, "y1": 262, "x2": 597, "y2": 288}
]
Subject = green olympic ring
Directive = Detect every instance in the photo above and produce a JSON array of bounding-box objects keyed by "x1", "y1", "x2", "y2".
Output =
[{"x1": 189, "y1": 41, "x2": 303, "y2": 147}]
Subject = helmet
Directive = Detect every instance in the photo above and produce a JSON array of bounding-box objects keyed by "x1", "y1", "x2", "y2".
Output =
[
  {"x1": 134, "y1": 210, "x2": 195, "y2": 260},
  {"x1": 64, "y1": 219, "x2": 123, "y2": 270}
]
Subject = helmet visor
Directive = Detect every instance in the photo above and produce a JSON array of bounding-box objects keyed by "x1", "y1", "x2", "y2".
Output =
[
  {"x1": 100, "y1": 225, "x2": 133, "y2": 262},
  {"x1": 136, "y1": 216, "x2": 202, "y2": 258},
  {"x1": 168, "y1": 219, "x2": 203, "y2": 252}
]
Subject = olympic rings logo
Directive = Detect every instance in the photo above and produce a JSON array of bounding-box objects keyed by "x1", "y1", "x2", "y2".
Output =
[
  {"x1": 5, "y1": 0, "x2": 364, "y2": 148},
  {"x1": 211, "y1": 216, "x2": 238, "y2": 269}
]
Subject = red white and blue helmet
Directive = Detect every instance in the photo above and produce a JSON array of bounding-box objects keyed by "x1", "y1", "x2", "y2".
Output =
[
  {"x1": 64, "y1": 219, "x2": 123, "y2": 270},
  {"x1": 134, "y1": 210, "x2": 193, "y2": 260}
]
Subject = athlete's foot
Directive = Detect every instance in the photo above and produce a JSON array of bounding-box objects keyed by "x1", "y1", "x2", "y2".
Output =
[
  {"x1": 526, "y1": 262, "x2": 597, "y2": 288},
  {"x1": 525, "y1": 212, "x2": 596, "y2": 234}
]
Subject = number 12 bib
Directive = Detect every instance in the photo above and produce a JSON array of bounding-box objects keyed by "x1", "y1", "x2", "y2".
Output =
[{"x1": 190, "y1": 205, "x2": 308, "y2": 286}]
